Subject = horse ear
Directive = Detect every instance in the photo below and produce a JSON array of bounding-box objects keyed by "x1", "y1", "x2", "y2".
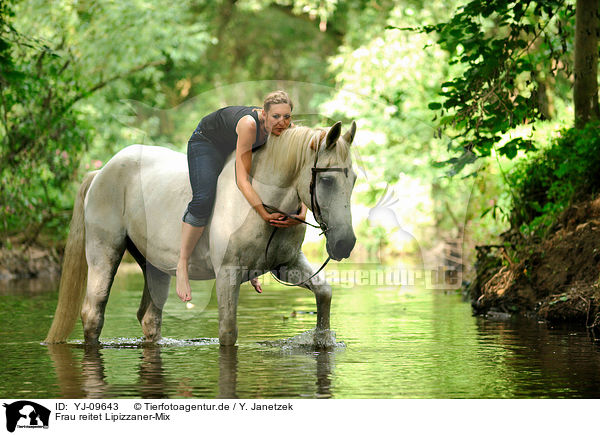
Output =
[
  {"x1": 326, "y1": 121, "x2": 342, "y2": 149},
  {"x1": 342, "y1": 120, "x2": 357, "y2": 145}
]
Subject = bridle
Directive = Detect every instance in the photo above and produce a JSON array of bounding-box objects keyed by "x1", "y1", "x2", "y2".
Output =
[
  {"x1": 309, "y1": 142, "x2": 349, "y2": 234},
  {"x1": 263, "y1": 138, "x2": 350, "y2": 287}
]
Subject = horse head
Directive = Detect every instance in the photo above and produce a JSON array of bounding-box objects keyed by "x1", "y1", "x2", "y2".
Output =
[{"x1": 297, "y1": 121, "x2": 357, "y2": 261}]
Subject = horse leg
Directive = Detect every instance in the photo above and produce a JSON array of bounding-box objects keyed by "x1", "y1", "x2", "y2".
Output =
[
  {"x1": 215, "y1": 266, "x2": 242, "y2": 346},
  {"x1": 137, "y1": 264, "x2": 170, "y2": 342},
  {"x1": 275, "y1": 252, "x2": 332, "y2": 331},
  {"x1": 126, "y1": 237, "x2": 170, "y2": 342},
  {"x1": 80, "y1": 239, "x2": 125, "y2": 344}
]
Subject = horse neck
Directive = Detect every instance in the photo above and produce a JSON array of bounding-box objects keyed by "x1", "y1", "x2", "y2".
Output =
[
  {"x1": 247, "y1": 152, "x2": 297, "y2": 215},
  {"x1": 251, "y1": 155, "x2": 295, "y2": 188},
  {"x1": 252, "y1": 129, "x2": 325, "y2": 208}
]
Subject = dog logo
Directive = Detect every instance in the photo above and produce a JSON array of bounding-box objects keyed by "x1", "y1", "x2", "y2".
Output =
[
  {"x1": 368, "y1": 184, "x2": 402, "y2": 230},
  {"x1": 367, "y1": 184, "x2": 425, "y2": 265},
  {"x1": 3, "y1": 401, "x2": 50, "y2": 432}
]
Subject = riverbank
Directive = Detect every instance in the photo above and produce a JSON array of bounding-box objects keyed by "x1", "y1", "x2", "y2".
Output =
[
  {"x1": 468, "y1": 196, "x2": 600, "y2": 334},
  {"x1": 0, "y1": 244, "x2": 62, "y2": 282}
]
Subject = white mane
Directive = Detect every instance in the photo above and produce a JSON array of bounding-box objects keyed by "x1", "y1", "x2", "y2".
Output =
[{"x1": 263, "y1": 125, "x2": 351, "y2": 177}]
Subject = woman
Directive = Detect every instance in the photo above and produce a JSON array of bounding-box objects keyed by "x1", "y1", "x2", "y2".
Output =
[{"x1": 177, "y1": 90, "x2": 306, "y2": 302}]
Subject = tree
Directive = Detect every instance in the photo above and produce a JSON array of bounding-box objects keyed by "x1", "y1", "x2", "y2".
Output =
[
  {"x1": 320, "y1": 1, "x2": 494, "y2": 246},
  {"x1": 408, "y1": 0, "x2": 600, "y2": 171},
  {"x1": 0, "y1": 0, "x2": 355, "y2": 245},
  {"x1": 407, "y1": 0, "x2": 578, "y2": 171},
  {"x1": 573, "y1": 0, "x2": 599, "y2": 127},
  {"x1": 0, "y1": 0, "x2": 210, "y2": 244}
]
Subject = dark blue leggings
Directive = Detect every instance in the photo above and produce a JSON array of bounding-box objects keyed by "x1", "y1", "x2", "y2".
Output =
[{"x1": 183, "y1": 132, "x2": 227, "y2": 227}]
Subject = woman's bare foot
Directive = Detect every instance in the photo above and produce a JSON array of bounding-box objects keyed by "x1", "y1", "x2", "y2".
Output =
[
  {"x1": 250, "y1": 277, "x2": 262, "y2": 293},
  {"x1": 176, "y1": 262, "x2": 192, "y2": 301}
]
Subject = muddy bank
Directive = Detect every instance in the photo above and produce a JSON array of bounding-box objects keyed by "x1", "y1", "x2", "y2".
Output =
[
  {"x1": 468, "y1": 197, "x2": 600, "y2": 332},
  {"x1": 0, "y1": 245, "x2": 62, "y2": 282}
]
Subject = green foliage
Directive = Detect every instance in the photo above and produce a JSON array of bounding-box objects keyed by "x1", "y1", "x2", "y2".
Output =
[
  {"x1": 323, "y1": 2, "x2": 496, "y2": 245},
  {"x1": 355, "y1": 220, "x2": 389, "y2": 261},
  {"x1": 245, "y1": 0, "x2": 339, "y2": 22},
  {"x1": 86, "y1": 1, "x2": 347, "y2": 162},
  {"x1": 1, "y1": 0, "x2": 210, "y2": 244},
  {"x1": 0, "y1": 0, "x2": 355, "y2": 246},
  {"x1": 405, "y1": 0, "x2": 575, "y2": 174},
  {"x1": 508, "y1": 122, "x2": 600, "y2": 235},
  {"x1": 0, "y1": 2, "x2": 90, "y2": 244},
  {"x1": 4, "y1": 0, "x2": 589, "y2": 264},
  {"x1": 324, "y1": 2, "x2": 464, "y2": 181}
]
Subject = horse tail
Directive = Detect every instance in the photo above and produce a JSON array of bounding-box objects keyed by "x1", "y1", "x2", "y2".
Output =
[{"x1": 45, "y1": 171, "x2": 98, "y2": 344}]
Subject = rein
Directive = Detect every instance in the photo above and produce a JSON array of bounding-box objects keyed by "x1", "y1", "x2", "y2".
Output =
[{"x1": 262, "y1": 140, "x2": 349, "y2": 287}]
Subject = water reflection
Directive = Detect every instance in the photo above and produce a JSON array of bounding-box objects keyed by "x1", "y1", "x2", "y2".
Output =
[
  {"x1": 138, "y1": 346, "x2": 168, "y2": 399},
  {"x1": 215, "y1": 346, "x2": 236, "y2": 399},
  {"x1": 46, "y1": 343, "x2": 85, "y2": 398},
  {"x1": 315, "y1": 351, "x2": 333, "y2": 398},
  {"x1": 81, "y1": 346, "x2": 108, "y2": 399},
  {"x1": 45, "y1": 342, "x2": 335, "y2": 399},
  {"x1": 475, "y1": 316, "x2": 600, "y2": 398},
  {"x1": 0, "y1": 275, "x2": 59, "y2": 295}
]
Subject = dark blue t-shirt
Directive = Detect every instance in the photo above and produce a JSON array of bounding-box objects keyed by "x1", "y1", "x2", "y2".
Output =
[{"x1": 194, "y1": 106, "x2": 266, "y2": 155}]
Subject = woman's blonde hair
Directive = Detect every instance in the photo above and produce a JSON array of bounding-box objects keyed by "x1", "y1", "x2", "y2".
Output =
[{"x1": 263, "y1": 90, "x2": 294, "y2": 112}]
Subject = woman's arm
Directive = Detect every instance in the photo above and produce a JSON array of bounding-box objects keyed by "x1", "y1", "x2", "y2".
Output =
[{"x1": 235, "y1": 116, "x2": 288, "y2": 226}]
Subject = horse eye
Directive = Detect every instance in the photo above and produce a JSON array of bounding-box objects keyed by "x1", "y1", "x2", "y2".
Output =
[{"x1": 320, "y1": 176, "x2": 333, "y2": 184}]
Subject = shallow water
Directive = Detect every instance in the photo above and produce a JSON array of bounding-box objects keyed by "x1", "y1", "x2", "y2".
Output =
[{"x1": 2, "y1": 263, "x2": 600, "y2": 398}]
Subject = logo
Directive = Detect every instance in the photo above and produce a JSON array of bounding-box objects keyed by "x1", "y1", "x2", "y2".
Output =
[{"x1": 3, "y1": 401, "x2": 50, "y2": 433}]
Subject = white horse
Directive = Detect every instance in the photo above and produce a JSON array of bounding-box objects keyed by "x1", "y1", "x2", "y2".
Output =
[{"x1": 45, "y1": 121, "x2": 357, "y2": 346}]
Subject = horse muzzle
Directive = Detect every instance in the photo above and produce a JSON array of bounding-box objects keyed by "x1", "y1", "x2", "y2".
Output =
[{"x1": 327, "y1": 232, "x2": 356, "y2": 261}]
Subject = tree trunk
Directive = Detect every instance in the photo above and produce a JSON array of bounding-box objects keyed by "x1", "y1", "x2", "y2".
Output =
[
  {"x1": 573, "y1": 0, "x2": 600, "y2": 128},
  {"x1": 535, "y1": 71, "x2": 554, "y2": 120}
]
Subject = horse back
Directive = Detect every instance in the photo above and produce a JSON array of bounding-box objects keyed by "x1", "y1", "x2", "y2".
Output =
[{"x1": 85, "y1": 145, "x2": 212, "y2": 276}]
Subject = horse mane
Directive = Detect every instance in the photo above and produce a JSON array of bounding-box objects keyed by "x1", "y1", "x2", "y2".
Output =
[{"x1": 263, "y1": 125, "x2": 351, "y2": 177}]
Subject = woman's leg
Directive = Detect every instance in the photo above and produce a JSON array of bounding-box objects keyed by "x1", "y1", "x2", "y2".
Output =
[
  {"x1": 176, "y1": 222, "x2": 205, "y2": 301},
  {"x1": 177, "y1": 137, "x2": 225, "y2": 302}
]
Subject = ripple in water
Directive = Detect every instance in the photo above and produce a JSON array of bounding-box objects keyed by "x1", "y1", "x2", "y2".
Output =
[
  {"x1": 159, "y1": 337, "x2": 220, "y2": 346},
  {"x1": 63, "y1": 337, "x2": 220, "y2": 348},
  {"x1": 257, "y1": 328, "x2": 345, "y2": 351}
]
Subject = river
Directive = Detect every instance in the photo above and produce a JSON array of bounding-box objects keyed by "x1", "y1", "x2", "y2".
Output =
[{"x1": 1, "y1": 262, "x2": 600, "y2": 398}]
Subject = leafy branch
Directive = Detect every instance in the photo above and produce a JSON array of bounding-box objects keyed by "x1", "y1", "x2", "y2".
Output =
[{"x1": 391, "y1": 0, "x2": 572, "y2": 174}]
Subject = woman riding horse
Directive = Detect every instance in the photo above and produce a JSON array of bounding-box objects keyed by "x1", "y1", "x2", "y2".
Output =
[
  {"x1": 44, "y1": 117, "x2": 358, "y2": 346},
  {"x1": 177, "y1": 90, "x2": 306, "y2": 302}
]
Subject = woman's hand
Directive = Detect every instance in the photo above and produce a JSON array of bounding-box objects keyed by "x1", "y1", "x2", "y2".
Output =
[
  {"x1": 270, "y1": 215, "x2": 302, "y2": 228},
  {"x1": 258, "y1": 207, "x2": 305, "y2": 228},
  {"x1": 281, "y1": 210, "x2": 307, "y2": 227},
  {"x1": 266, "y1": 207, "x2": 307, "y2": 228},
  {"x1": 260, "y1": 210, "x2": 287, "y2": 227}
]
